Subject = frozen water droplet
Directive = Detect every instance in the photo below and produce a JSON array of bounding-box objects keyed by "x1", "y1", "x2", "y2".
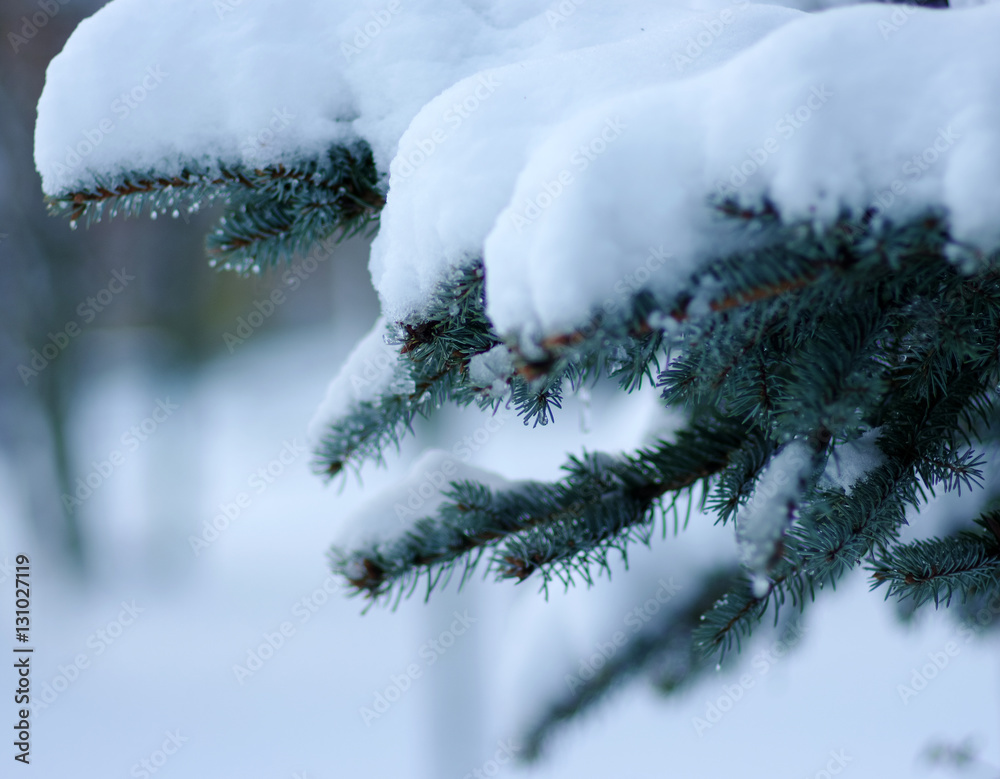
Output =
[
  {"x1": 171, "y1": 209, "x2": 180, "y2": 219},
  {"x1": 150, "y1": 210, "x2": 158, "y2": 220},
  {"x1": 715, "y1": 663, "x2": 721, "y2": 671},
  {"x1": 69, "y1": 220, "x2": 78, "y2": 231}
]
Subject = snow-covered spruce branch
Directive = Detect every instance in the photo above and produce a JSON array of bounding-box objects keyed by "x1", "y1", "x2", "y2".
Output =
[
  {"x1": 314, "y1": 204, "x2": 986, "y2": 482},
  {"x1": 46, "y1": 143, "x2": 383, "y2": 272},
  {"x1": 693, "y1": 366, "x2": 999, "y2": 658},
  {"x1": 310, "y1": 259, "x2": 670, "y2": 475},
  {"x1": 870, "y1": 511, "x2": 1000, "y2": 607},
  {"x1": 326, "y1": 208, "x2": 1000, "y2": 615},
  {"x1": 311, "y1": 263, "x2": 504, "y2": 476},
  {"x1": 312, "y1": 204, "x2": 953, "y2": 480},
  {"x1": 331, "y1": 414, "x2": 748, "y2": 601}
]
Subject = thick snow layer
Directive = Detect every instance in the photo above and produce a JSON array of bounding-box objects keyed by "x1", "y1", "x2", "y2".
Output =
[
  {"x1": 369, "y1": 3, "x2": 801, "y2": 321},
  {"x1": 35, "y1": 0, "x2": 770, "y2": 194},
  {"x1": 478, "y1": 4, "x2": 1000, "y2": 339}
]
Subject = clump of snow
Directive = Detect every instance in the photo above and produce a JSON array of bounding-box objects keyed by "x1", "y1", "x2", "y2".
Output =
[
  {"x1": 820, "y1": 428, "x2": 884, "y2": 496},
  {"x1": 467, "y1": 345, "x2": 514, "y2": 398},
  {"x1": 369, "y1": 3, "x2": 800, "y2": 321},
  {"x1": 35, "y1": 0, "x2": 780, "y2": 195},
  {"x1": 306, "y1": 317, "x2": 410, "y2": 445},
  {"x1": 479, "y1": 4, "x2": 1000, "y2": 341},
  {"x1": 334, "y1": 449, "x2": 511, "y2": 549},
  {"x1": 736, "y1": 440, "x2": 813, "y2": 596},
  {"x1": 369, "y1": 3, "x2": 1000, "y2": 342}
]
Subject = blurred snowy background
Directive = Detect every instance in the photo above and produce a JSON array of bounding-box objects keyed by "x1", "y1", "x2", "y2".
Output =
[{"x1": 2, "y1": 1, "x2": 999, "y2": 777}]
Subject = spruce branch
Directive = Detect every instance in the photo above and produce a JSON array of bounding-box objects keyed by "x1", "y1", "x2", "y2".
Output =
[
  {"x1": 694, "y1": 361, "x2": 1000, "y2": 658},
  {"x1": 312, "y1": 263, "x2": 504, "y2": 476},
  {"x1": 331, "y1": 413, "x2": 748, "y2": 601},
  {"x1": 870, "y1": 511, "x2": 1000, "y2": 607},
  {"x1": 47, "y1": 142, "x2": 384, "y2": 272},
  {"x1": 312, "y1": 266, "x2": 672, "y2": 474}
]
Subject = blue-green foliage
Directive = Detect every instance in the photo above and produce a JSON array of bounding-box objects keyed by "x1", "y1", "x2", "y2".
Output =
[{"x1": 50, "y1": 139, "x2": 1000, "y2": 760}]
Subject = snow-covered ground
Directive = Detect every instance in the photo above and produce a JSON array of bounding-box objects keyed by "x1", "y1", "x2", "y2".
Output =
[{"x1": 2, "y1": 310, "x2": 997, "y2": 778}]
